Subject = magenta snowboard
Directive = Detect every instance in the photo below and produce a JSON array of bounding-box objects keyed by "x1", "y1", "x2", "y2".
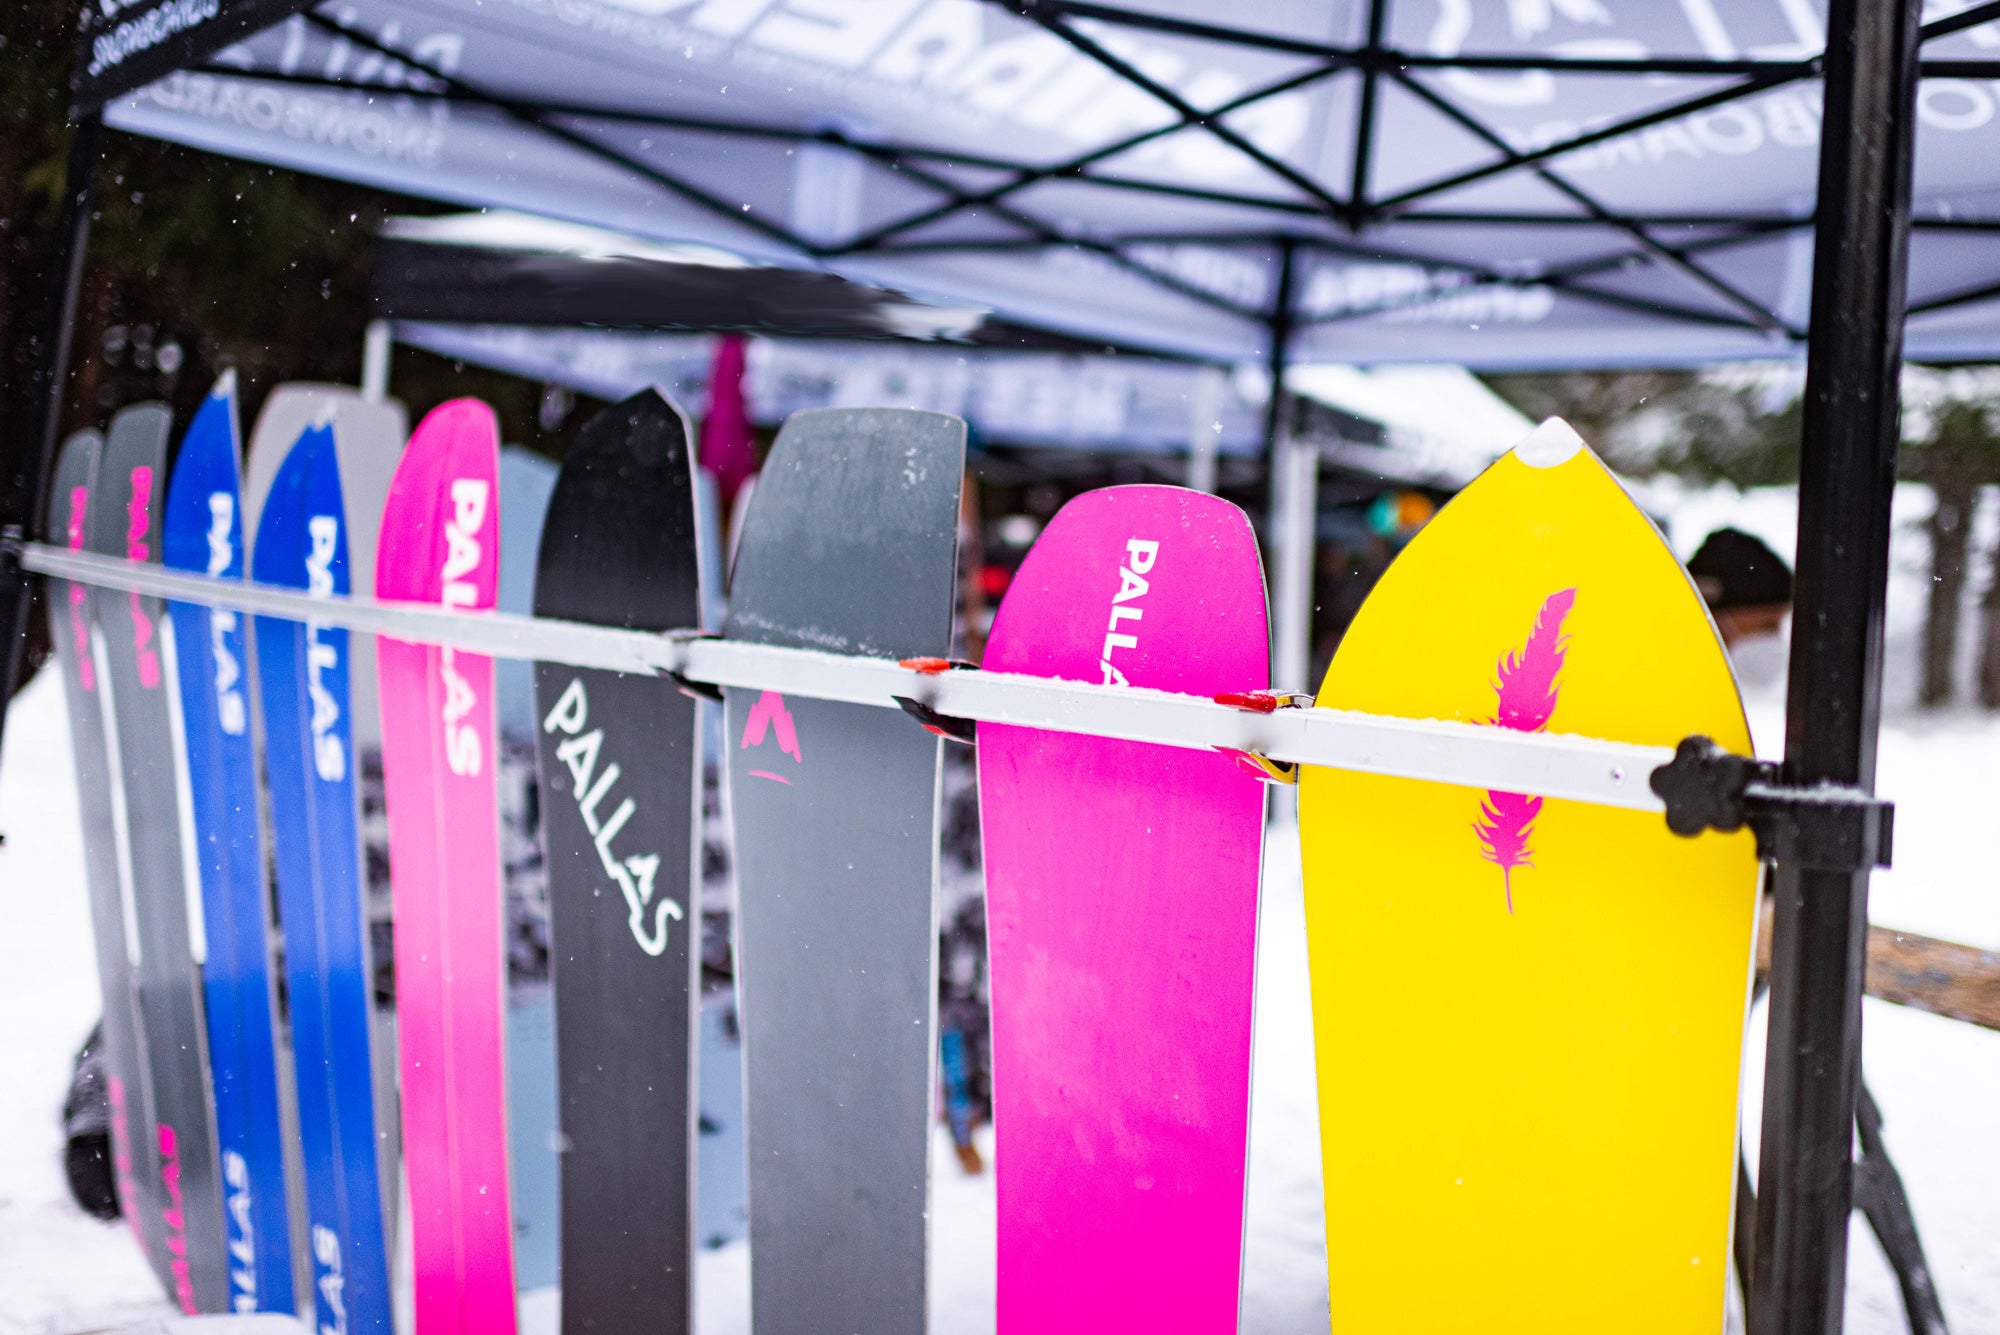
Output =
[
  {"x1": 978, "y1": 485, "x2": 1268, "y2": 1331},
  {"x1": 374, "y1": 399, "x2": 517, "y2": 1333}
]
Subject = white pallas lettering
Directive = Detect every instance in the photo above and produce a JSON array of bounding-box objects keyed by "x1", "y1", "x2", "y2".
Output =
[
  {"x1": 222, "y1": 1149, "x2": 256, "y2": 1312},
  {"x1": 311, "y1": 1223, "x2": 347, "y2": 1335},
  {"x1": 439, "y1": 478, "x2": 488, "y2": 775},
  {"x1": 440, "y1": 478, "x2": 488, "y2": 609},
  {"x1": 304, "y1": 515, "x2": 345, "y2": 782},
  {"x1": 441, "y1": 646, "x2": 482, "y2": 776},
  {"x1": 205, "y1": 491, "x2": 233, "y2": 576},
  {"x1": 206, "y1": 491, "x2": 247, "y2": 735},
  {"x1": 544, "y1": 676, "x2": 684, "y2": 957},
  {"x1": 1100, "y1": 537, "x2": 1158, "y2": 686}
]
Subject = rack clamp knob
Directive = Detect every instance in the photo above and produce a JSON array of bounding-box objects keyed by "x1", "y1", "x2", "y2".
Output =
[{"x1": 1650, "y1": 735, "x2": 1894, "y2": 872}]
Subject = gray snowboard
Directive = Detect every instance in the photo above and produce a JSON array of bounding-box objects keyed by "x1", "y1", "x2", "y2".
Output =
[
  {"x1": 89, "y1": 403, "x2": 231, "y2": 1312},
  {"x1": 724, "y1": 407, "x2": 964, "y2": 1335},
  {"x1": 47, "y1": 428, "x2": 174, "y2": 1294}
]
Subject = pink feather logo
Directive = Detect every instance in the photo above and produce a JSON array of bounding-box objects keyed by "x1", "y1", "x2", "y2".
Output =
[{"x1": 1473, "y1": 588, "x2": 1577, "y2": 912}]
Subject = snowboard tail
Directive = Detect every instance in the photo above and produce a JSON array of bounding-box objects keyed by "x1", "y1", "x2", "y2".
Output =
[
  {"x1": 246, "y1": 383, "x2": 411, "y2": 1284},
  {"x1": 1298, "y1": 422, "x2": 1761, "y2": 1332},
  {"x1": 89, "y1": 404, "x2": 232, "y2": 1313},
  {"x1": 251, "y1": 420, "x2": 395, "y2": 1334},
  {"x1": 531, "y1": 391, "x2": 702, "y2": 1334},
  {"x1": 376, "y1": 399, "x2": 517, "y2": 1333},
  {"x1": 163, "y1": 374, "x2": 297, "y2": 1314},
  {"x1": 724, "y1": 408, "x2": 965, "y2": 1335},
  {"x1": 979, "y1": 485, "x2": 1268, "y2": 1333},
  {"x1": 48, "y1": 429, "x2": 174, "y2": 1296}
]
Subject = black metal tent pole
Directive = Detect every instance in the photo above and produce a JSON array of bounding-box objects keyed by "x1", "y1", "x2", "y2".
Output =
[
  {"x1": 1752, "y1": 0, "x2": 1924, "y2": 1331},
  {"x1": 1261, "y1": 237, "x2": 1298, "y2": 625},
  {"x1": 0, "y1": 111, "x2": 102, "y2": 780},
  {"x1": 1263, "y1": 238, "x2": 1297, "y2": 495}
]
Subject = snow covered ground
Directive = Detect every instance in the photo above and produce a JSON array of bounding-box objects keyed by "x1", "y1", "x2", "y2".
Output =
[{"x1": 4, "y1": 477, "x2": 1998, "y2": 1333}]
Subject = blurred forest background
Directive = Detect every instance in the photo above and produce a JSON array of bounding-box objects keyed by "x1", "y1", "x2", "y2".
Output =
[
  {"x1": 4, "y1": 0, "x2": 2000, "y2": 706},
  {"x1": 2, "y1": 0, "x2": 600, "y2": 683},
  {"x1": 1, "y1": 0, "x2": 587, "y2": 464}
]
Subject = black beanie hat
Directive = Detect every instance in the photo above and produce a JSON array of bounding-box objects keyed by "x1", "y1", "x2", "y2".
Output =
[{"x1": 1688, "y1": 527, "x2": 1793, "y2": 610}]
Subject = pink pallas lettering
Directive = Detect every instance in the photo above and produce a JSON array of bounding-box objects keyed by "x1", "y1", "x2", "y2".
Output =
[
  {"x1": 125, "y1": 466, "x2": 160, "y2": 689},
  {"x1": 66, "y1": 486, "x2": 96, "y2": 691},
  {"x1": 739, "y1": 690, "x2": 802, "y2": 764},
  {"x1": 158, "y1": 1123, "x2": 196, "y2": 1314}
]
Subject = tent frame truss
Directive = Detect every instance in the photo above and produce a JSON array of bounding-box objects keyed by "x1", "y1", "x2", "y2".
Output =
[{"x1": 171, "y1": 0, "x2": 2000, "y2": 340}]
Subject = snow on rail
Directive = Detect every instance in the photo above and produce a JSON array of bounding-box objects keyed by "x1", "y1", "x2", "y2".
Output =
[{"x1": 21, "y1": 542, "x2": 1675, "y2": 813}]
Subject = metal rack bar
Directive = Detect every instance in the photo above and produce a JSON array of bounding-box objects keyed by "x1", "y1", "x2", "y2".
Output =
[{"x1": 15, "y1": 541, "x2": 1673, "y2": 814}]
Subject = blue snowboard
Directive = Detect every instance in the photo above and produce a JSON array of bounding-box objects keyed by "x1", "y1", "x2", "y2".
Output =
[
  {"x1": 161, "y1": 373, "x2": 297, "y2": 1313},
  {"x1": 250, "y1": 421, "x2": 394, "y2": 1333}
]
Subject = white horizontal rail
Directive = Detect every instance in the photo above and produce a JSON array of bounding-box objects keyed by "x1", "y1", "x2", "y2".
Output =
[{"x1": 21, "y1": 542, "x2": 1675, "y2": 813}]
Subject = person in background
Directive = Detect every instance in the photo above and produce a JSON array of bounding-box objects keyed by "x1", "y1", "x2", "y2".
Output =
[{"x1": 1687, "y1": 526, "x2": 1792, "y2": 650}]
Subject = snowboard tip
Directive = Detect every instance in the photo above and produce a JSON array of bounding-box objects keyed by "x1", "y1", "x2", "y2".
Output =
[
  {"x1": 1511, "y1": 417, "x2": 1586, "y2": 469},
  {"x1": 438, "y1": 395, "x2": 499, "y2": 424},
  {"x1": 210, "y1": 366, "x2": 238, "y2": 400}
]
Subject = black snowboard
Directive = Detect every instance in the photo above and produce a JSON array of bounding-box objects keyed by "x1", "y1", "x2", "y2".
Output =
[
  {"x1": 87, "y1": 403, "x2": 230, "y2": 1312},
  {"x1": 724, "y1": 407, "x2": 964, "y2": 1335},
  {"x1": 531, "y1": 390, "x2": 703, "y2": 1334},
  {"x1": 47, "y1": 428, "x2": 174, "y2": 1292}
]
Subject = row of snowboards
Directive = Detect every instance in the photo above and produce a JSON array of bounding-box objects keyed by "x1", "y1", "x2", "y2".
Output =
[{"x1": 49, "y1": 365, "x2": 1761, "y2": 1334}]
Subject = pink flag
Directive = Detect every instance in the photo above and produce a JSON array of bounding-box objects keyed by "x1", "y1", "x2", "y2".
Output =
[{"x1": 699, "y1": 334, "x2": 757, "y2": 504}]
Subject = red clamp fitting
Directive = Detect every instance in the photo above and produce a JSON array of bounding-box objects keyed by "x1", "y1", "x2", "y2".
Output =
[
  {"x1": 1213, "y1": 689, "x2": 1315, "y2": 714},
  {"x1": 899, "y1": 656, "x2": 976, "y2": 675},
  {"x1": 1212, "y1": 689, "x2": 1311, "y2": 784}
]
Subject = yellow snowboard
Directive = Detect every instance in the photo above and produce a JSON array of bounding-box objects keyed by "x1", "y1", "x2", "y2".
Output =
[{"x1": 1299, "y1": 420, "x2": 1760, "y2": 1332}]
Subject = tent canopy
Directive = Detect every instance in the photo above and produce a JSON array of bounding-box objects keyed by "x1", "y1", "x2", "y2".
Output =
[{"x1": 102, "y1": 0, "x2": 2000, "y2": 370}]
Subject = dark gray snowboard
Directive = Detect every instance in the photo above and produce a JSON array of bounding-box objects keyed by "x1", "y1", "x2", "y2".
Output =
[
  {"x1": 532, "y1": 390, "x2": 703, "y2": 1334},
  {"x1": 724, "y1": 407, "x2": 964, "y2": 1335},
  {"x1": 88, "y1": 403, "x2": 231, "y2": 1312},
  {"x1": 46, "y1": 428, "x2": 174, "y2": 1294}
]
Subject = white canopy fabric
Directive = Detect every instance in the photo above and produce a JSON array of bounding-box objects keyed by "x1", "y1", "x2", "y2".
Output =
[
  {"x1": 100, "y1": 0, "x2": 2000, "y2": 369},
  {"x1": 395, "y1": 318, "x2": 1530, "y2": 481}
]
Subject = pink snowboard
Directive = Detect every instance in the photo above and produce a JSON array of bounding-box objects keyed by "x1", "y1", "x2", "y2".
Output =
[
  {"x1": 979, "y1": 485, "x2": 1269, "y2": 1332},
  {"x1": 375, "y1": 400, "x2": 517, "y2": 1333}
]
